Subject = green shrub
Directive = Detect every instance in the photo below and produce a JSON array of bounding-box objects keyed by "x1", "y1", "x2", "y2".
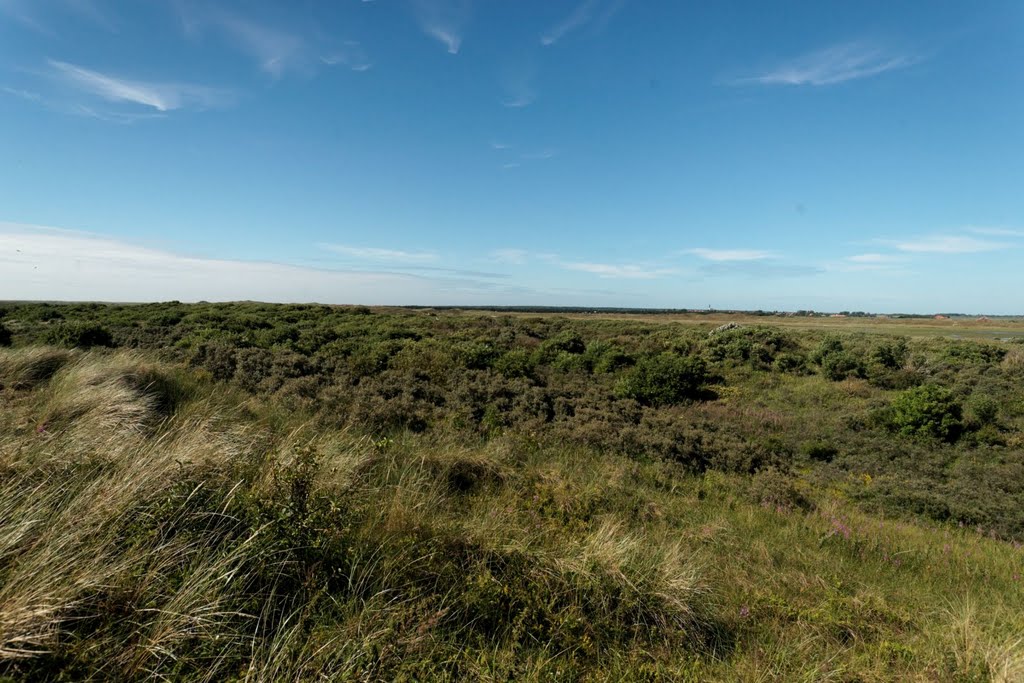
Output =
[
  {"x1": 811, "y1": 336, "x2": 865, "y2": 381},
  {"x1": 820, "y1": 351, "x2": 866, "y2": 381},
  {"x1": 704, "y1": 326, "x2": 799, "y2": 370},
  {"x1": 774, "y1": 352, "x2": 808, "y2": 374},
  {"x1": 966, "y1": 394, "x2": 999, "y2": 426},
  {"x1": 495, "y1": 350, "x2": 535, "y2": 379},
  {"x1": 459, "y1": 342, "x2": 499, "y2": 370},
  {"x1": 577, "y1": 340, "x2": 630, "y2": 374},
  {"x1": 43, "y1": 322, "x2": 115, "y2": 349},
  {"x1": 810, "y1": 336, "x2": 844, "y2": 365},
  {"x1": 0, "y1": 323, "x2": 11, "y2": 347},
  {"x1": 870, "y1": 339, "x2": 908, "y2": 370},
  {"x1": 615, "y1": 354, "x2": 708, "y2": 407},
  {"x1": 887, "y1": 384, "x2": 963, "y2": 442},
  {"x1": 940, "y1": 341, "x2": 1006, "y2": 365}
]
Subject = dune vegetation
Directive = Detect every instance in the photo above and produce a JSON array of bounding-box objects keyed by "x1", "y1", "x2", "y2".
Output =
[{"x1": 0, "y1": 302, "x2": 1022, "y2": 681}]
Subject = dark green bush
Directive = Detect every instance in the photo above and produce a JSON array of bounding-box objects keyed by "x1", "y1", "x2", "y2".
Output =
[
  {"x1": 941, "y1": 341, "x2": 1006, "y2": 365},
  {"x1": 615, "y1": 354, "x2": 708, "y2": 407},
  {"x1": 802, "y1": 441, "x2": 838, "y2": 463},
  {"x1": 870, "y1": 339, "x2": 908, "y2": 370},
  {"x1": 810, "y1": 336, "x2": 844, "y2": 365},
  {"x1": 703, "y1": 326, "x2": 799, "y2": 370},
  {"x1": 820, "y1": 351, "x2": 866, "y2": 381},
  {"x1": 44, "y1": 322, "x2": 115, "y2": 349},
  {"x1": 887, "y1": 384, "x2": 963, "y2": 442},
  {"x1": 0, "y1": 323, "x2": 11, "y2": 347},
  {"x1": 774, "y1": 352, "x2": 808, "y2": 374},
  {"x1": 494, "y1": 350, "x2": 535, "y2": 379},
  {"x1": 459, "y1": 342, "x2": 499, "y2": 370}
]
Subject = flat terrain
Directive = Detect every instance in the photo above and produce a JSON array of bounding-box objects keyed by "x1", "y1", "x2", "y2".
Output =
[
  {"x1": 447, "y1": 308, "x2": 1024, "y2": 340},
  {"x1": 1, "y1": 302, "x2": 1022, "y2": 681}
]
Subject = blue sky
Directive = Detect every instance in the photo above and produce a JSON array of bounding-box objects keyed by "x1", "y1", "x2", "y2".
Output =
[{"x1": 1, "y1": 1, "x2": 1022, "y2": 312}]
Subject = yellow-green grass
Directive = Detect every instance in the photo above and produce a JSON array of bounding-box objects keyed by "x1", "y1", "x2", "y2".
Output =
[{"x1": 0, "y1": 348, "x2": 1021, "y2": 681}]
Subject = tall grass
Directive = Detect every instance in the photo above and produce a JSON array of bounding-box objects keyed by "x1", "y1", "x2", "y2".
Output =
[{"x1": 0, "y1": 348, "x2": 1021, "y2": 680}]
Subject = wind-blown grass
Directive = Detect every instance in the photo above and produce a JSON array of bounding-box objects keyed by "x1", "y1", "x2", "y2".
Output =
[{"x1": 0, "y1": 345, "x2": 1021, "y2": 680}]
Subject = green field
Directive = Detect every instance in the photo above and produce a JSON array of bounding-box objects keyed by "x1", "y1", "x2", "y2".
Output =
[{"x1": 1, "y1": 302, "x2": 1022, "y2": 681}]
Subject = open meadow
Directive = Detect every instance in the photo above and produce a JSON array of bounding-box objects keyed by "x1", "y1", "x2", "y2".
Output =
[{"x1": 0, "y1": 302, "x2": 1022, "y2": 681}]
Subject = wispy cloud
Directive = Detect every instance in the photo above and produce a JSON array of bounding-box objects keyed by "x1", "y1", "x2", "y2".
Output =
[
  {"x1": 833, "y1": 253, "x2": 907, "y2": 273},
  {"x1": 490, "y1": 141, "x2": 512, "y2": 150},
  {"x1": 491, "y1": 248, "x2": 528, "y2": 264},
  {"x1": 320, "y1": 41, "x2": 373, "y2": 72},
  {"x1": 502, "y1": 93, "x2": 535, "y2": 108},
  {"x1": 700, "y1": 261, "x2": 822, "y2": 279},
  {"x1": 3, "y1": 82, "x2": 165, "y2": 123},
  {"x1": 413, "y1": 0, "x2": 470, "y2": 54},
  {"x1": 2, "y1": 86, "x2": 42, "y2": 102},
  {"x1": 320, "y1": 243, "x2": 438, "y2": 263},
  {"x1": 886, "y1": 235, "x2": 1006, "y2": 254},
  {"x1": 541, "y1": 0, "x2": 624, "y2": 46},
  {"x1": 520, "y1": 149, "x2": 558, "y2": 160},
  {"x1": 47, "y1": 59, "x2": 230, "y2": 112},
  {"x1": 63, "y1": 0, "x2": 118, "y2": 32},
  {"x1": 499, "y1": 61, "x2": 537, "y2": 107},
  {"x1": 561, "y1": 261, "x2": 677, "y2": 279},
  {"x1": 847, "y1": 253, "x2": 904, "y2": 264},
  {"x1": 685, "y1": 248, "x2": 775, "y2": 262},
  {"x1": 0, "y1": 0, "x2": 54, "y2": 34},
  {"x1": 206, "y1": 12, "x2": 307, "y2": 78},
  {"x1": 177, "y1": 5, "x2": 362, "y2": 77},
  {"x1": 735, "y1": 41, "x2": 919, "y2": 87},
  {"x1": 969, "y1": 227, "x2": 1024, "y2": 238},
  {"x1": 0, "y1": 223, "x2": 525, "y2": 304}
]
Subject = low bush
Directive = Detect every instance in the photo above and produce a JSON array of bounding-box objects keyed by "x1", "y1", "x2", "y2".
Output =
[
  {"x1": 887, "y1": 384, "x2": 963, "y2": 442},
  {"x1": 43, "y1": 322, "x2": 115, "y2": 349},
  {"x1": 615, "y1": 354, "x2": 708, "y2": 407}
]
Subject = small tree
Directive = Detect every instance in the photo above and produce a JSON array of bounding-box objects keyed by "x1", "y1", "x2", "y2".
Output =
[{"x1": 888, "y1": 384, "x2": 963, "y2": 442}]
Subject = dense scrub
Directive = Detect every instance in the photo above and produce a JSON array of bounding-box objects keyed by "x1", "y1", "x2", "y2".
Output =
[
  {"x1": 2, "y1": 305, "x2": 1024, "y2": 678},
  {"x1": 4, "y1": 302, "x2": 1024, "y2": 542}
]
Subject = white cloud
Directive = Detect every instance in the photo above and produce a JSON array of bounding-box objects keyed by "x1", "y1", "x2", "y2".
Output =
[
  {"x1": 736, "y1": 42, "x2": 919, "y2": 87},
  {"x1": 561, "y1": 261, "x2": 677, "y2": 279},
  {"x1": 685, "y1": 248, "x2": 775, "y2": 262},
  {"x1": 847, "y1": 253, "x2": 903, "y2": 263},
  {"x1": 0, "y1": 224, "x2": 509, "y2": 304},
  {"x1": 888, "y1": 235, "x2": 1005, "y2": 254},
  {"x1": 540, "y1": 0, "x2": 623, "y2": 46},
  {"x1": 48, "y1": 60, "x2": 229, "y2": 111},
  {"x1": 320, "y1": 243, "x2": 438, "y2": 262},
  {"x1": 320, "y1": 42, "x2": 373, "y2": 72},
  {"x1": 413, "y1": 0, "x2": 470, "y2": 54}
]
